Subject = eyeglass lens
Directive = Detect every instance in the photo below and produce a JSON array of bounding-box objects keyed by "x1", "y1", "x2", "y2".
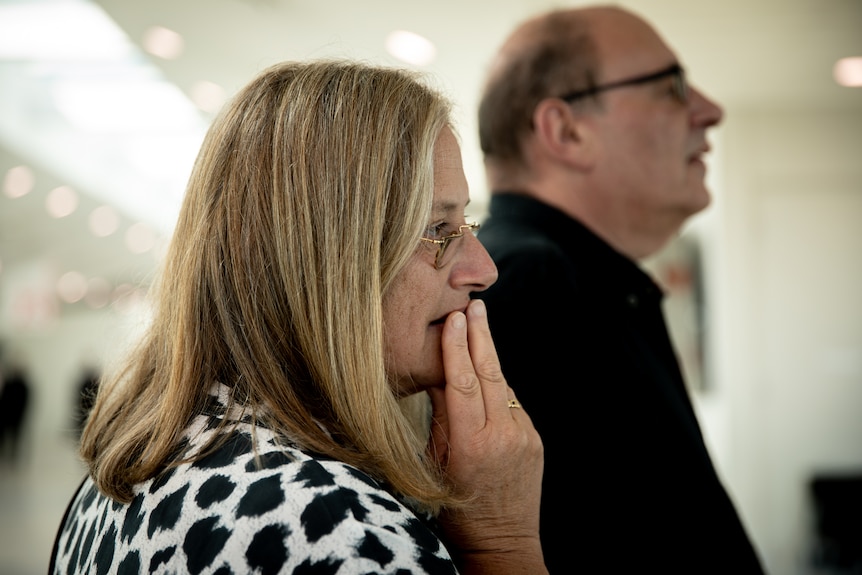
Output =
[
  {"x1": 435, "y1": 223, "x2": 479, "y2": 268},
  {"x1": 672, "y1": 69, "x2": 689, "y2": 102}
]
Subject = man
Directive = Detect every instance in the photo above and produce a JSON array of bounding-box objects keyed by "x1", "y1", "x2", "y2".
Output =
[{"x1": 474, "y1": 5, "x2": 764, "y2": 573}]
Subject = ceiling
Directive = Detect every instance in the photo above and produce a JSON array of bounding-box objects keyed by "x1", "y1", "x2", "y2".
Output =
[{"x1": 1, "y1": 0, "x2": 860, "y2": 319}]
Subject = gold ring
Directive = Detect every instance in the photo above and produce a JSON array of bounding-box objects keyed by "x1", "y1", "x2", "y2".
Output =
[{"x1": 507, "y1": 399, "x2": 522, "y2": 409}]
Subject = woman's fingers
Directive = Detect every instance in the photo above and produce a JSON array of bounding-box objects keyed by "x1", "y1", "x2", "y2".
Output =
[
  {"x1": 440, "y1": 300, "x2": 512, "y2": 422},
  {"x1": 463, "y1": 299, "x2": 512, "y2": 418},
  {"x1": 437, "y1": 299, "x2": 537, "y2": 474},
  {"x1": 435, "y1": 300, "x2": 545, "y2": 569},
  {"x1": 440, "y1": 306, "x2": 487, "y2": 436}
]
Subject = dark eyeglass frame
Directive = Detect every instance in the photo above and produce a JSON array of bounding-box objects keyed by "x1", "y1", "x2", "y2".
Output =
[
  {"x1": 558, "y1": 63, "x2": 688, "y2": 104},
  {"x1": 420, "y1": 222, "x2": 480, "y2": 269}
]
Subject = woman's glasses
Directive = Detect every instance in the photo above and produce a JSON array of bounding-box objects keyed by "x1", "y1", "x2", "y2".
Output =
[{"x1": 420, "y1": 222, "x2": 480, "y2": 269}]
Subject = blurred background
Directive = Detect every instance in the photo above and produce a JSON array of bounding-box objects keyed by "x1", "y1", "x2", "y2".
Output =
[{"x1": 0, "y1": 0, "x2": 860, "y2": 573}]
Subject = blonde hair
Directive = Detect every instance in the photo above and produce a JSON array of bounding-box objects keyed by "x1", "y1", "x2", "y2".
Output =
[{"x1": 82, "y1": 60, "x2": 456, "y2": 512}]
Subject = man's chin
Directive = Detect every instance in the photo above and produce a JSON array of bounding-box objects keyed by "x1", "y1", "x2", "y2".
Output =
[{"x1": 683, "y1": 183, "x2": 711, "y2": 215}]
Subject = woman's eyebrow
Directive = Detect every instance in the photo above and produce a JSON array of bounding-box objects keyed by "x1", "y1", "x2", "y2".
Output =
[{"x1": 430, "y1": 198, "x2": 471, "y2": 216}]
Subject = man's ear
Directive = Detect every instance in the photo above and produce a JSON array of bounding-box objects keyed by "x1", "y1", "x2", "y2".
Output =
[{"x1": 532, "y1": 99, "x2": 595, "y2": 169}]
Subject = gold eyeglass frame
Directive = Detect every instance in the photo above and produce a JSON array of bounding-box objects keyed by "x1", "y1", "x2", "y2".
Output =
[{"x1": 420, "y1": 222, "x2": 480, "y2": 269}]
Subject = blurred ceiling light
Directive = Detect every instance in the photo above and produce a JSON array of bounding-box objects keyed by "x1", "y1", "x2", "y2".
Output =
[
  {"x1": 142, "y1": 25, "x2": 184, "y2": 60},
  {"x1": 0, "y1": 0, "x2": 204, "y2": 236},
  {"x1": 3, "y1": 165, "x2": 35, "y2": 198},
  {"x1": 89, "y1": 205, "x2": 120, "y2": 237},
  {"x1": 0, "y1": 0, "x2": 134, "y2": 61},
  {"x1": 85, "y1": 277, "x2": 112, "y2": 309},
  {"x1": 53, "y1": 80, "x2": 201, "y2": 132},
  {"x1": 385, "y1": 30, "x2": 436, "y2": 66},
  {"x1": 834, "y1": 56, "x2": 862, "y2": 87},
  {"x1": 190, "y1": 80, "x2": 227, "y2": 114},
  {"x1": 124, "y1": 135, "x2": 202, "y2": 193},
  {"x1": 58, "y1": 270, "x2": 88, "y2": 303},
  {"x1": 46, "y1": 185, "x2": 78, "y2": 218},
  {"x1": 125, "y1": 222, "x2": 156, "y2": 254}
]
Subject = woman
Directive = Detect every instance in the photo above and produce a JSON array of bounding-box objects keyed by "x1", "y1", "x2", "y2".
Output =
[{"x1": 50, "y1": 60, "x2": 546, "y2": 574}]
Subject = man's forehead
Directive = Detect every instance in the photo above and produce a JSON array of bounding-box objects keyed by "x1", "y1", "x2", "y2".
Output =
[{"x1": 591, "y1": 9, "x2": 674, "y2": 73}]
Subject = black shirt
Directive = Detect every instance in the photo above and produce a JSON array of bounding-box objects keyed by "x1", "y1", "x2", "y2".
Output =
[{"x1": 475, "y1": 193, "x2": 764, "y2": 574}]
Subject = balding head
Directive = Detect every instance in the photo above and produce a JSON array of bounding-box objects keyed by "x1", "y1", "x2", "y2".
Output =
[{"x1": 478, "y1": 6, "x2": 670, "y2": 184}]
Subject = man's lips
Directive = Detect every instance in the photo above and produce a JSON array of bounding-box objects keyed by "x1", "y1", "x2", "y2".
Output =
[{"x1": 688, "y1": 144, "x2": 710, "y2": 162}]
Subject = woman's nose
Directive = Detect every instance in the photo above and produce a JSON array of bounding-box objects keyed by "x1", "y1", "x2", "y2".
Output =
[{"x1": 454, "y1": 232, "x2": 498, "y2": 291}]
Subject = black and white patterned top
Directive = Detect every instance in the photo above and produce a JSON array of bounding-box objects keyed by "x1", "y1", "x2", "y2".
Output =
[{"x1": 50, "y1": 385, "x2": 457, "y2": 575}]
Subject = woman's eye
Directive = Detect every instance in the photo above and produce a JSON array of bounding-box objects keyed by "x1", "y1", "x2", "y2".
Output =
[
  {"x1": 424, "y1": 216, "x2": 470, "y2": 240},
  {"x1": 424, "y1": 223, "x2": 449, "y2": 240}
]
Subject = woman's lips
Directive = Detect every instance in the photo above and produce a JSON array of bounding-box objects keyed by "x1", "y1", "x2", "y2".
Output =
[{"x1": 430, "y1": 306, "x2": 467, "y2": 326}]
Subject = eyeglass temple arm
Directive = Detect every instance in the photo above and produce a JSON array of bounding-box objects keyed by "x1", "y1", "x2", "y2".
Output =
[{"x1": 560, "y1": 64, "x2": 683, "y2": 103}]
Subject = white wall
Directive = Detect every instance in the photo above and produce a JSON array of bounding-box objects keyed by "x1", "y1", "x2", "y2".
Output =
[{"x1": 701, "y1": 104, "x2": 862, "y2": 575}]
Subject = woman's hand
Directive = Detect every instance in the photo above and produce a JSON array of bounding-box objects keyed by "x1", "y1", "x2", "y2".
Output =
[{"x1": 427, "y1": 298, "x2": 547, "y2": 574}]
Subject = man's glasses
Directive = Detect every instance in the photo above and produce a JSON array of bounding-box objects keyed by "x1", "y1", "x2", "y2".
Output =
[
  {"x1": 558, "y1": 63, "x2": 688, "y2": 104},
  {"x1": 420, "y1": 222, "x2": 480, "y2": 269}
]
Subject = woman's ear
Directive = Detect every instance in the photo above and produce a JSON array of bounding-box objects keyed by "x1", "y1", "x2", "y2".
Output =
[{"x1": 532, "y1": 99, "x2": 595, "y2": 169}]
